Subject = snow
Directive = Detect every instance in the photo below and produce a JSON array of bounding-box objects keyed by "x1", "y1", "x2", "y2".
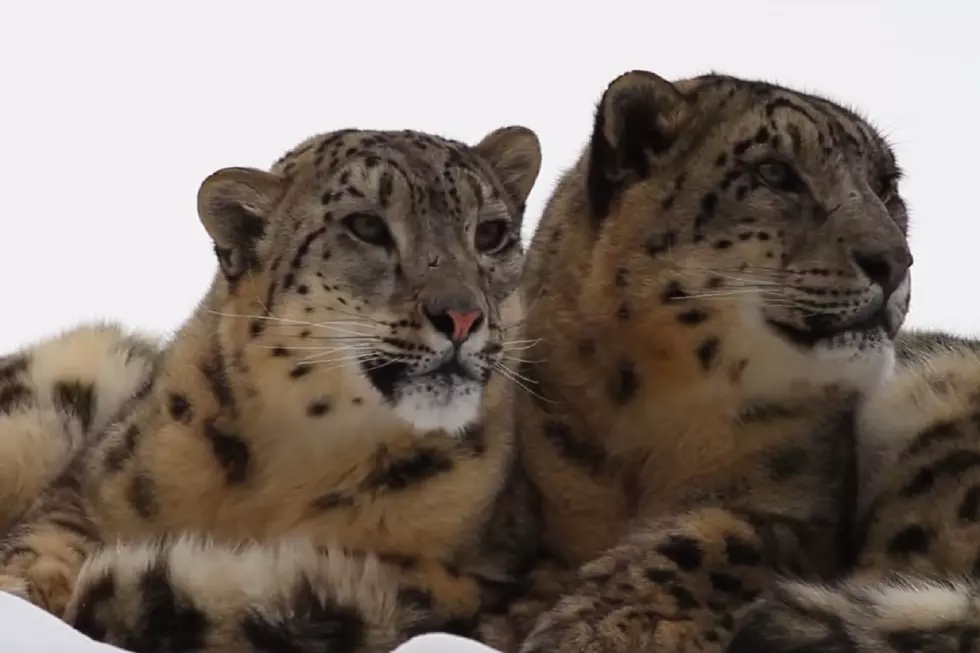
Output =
[
  {"x1": 0, "y1": 593, "x2": 128, "y2": 653},
  {"x1": 0, "y1": 0, "x2": 977, "y2": 650},
  {"x1": 0, "y1": 591, "x2": 500, "y2": 653},
  {"x1": 394, "y1": 634, "x2": 503, "y2": 653}
]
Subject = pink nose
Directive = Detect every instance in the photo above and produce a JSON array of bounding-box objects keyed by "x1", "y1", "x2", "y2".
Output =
[
  {"x1": 421, "y1": 305, "x2": 484, "y2": 344},
  {"x1": 446, "y1": 309, "x2": 483, "y2": 342}
]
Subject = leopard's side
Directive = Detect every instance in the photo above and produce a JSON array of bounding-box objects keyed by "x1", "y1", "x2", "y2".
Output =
[
  {"x1": 479, "y1": 70, "x2": 913, "y2": 653},
  {"x1": 0, "y1": 125, "x2": 542, "y2": 653},
  {"x1": 0, "y1": 323, "x2": 161, "y2": 531},
  {"x1": 729, "y1": 330, "x2": 980, "y2": 653}
]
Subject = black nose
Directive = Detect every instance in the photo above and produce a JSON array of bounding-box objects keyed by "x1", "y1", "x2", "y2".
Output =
[
  {"x1": 421, "y1": 305, "x2": 484, "y2": 344},
  {"x1": 850, "y1": 245, "x2": 913, "y2": 300}
]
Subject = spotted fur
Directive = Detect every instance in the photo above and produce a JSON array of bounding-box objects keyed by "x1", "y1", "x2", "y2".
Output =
[
  {"x1": 477, "y1": 70, "x2": 913, "y2": 653},
  {"x1": 0, "y1": 323, "x2": 160, "y2": 531},
  {"x1": 0, "y1": 126, "x2": 543, "y2": 653},
  {"x1": 730, "y1": 331, "x2": 980, "y2": 653}
]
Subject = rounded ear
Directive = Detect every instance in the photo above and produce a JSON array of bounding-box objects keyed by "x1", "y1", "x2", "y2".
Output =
[
  {"x1": 473, "y1": 126, "x2": 542, "y2": 209},
  {"x1": 197, "y1": 167, "x2": 286, "y2": 282},
  {"x1": 588, "y1": 70, "x2": 692, "y2": 223}
]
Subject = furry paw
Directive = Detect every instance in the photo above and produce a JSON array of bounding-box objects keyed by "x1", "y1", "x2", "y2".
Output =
[
  {"x1": 0, "y1": 573, "x2": 30, "y2": 600},
  {"x1": 521, "y1": 599, "x2": 727, "y2": 653},
  {"x1": 0, "y1": 557, "x2": 76, "y2": 616}
]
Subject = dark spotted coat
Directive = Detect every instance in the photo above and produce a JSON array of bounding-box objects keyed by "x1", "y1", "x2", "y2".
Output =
[
  {"x1": 479, "y1": 69, "x2": 915, "y2": 653},
  {"x1": 0, "y1": 324, "x2": 160, "y2": 532},
  {"x1": 0, "y1": 126, "x2": 543, "y2": 653},
  {"x1": 730, "y1": 331, "x2": 980, "y2": 653}
]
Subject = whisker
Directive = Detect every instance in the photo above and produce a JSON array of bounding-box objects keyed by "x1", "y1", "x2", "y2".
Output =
[
  {"x1": 319, "y1": 304, "x2": 393, "y2": 326},
  {"x1": 264, "y1": 323, "x2": 375, "y2": 338},
  {"x1": 501, "y1": 355, "x2": 546, "y2": 365},
  {"x1": 509, "y1": 367, "x2": 541, "y2": 388},
  {"x1": 299, "y1": 351, "x2": 376, "y2": 366},
  {"x1": 346, "y1": 356, "x2": 409, "y2": 376},
  {"x1": 280, "y1": 334, "x2": 382, "y2": 342},
  {"x1": 310, "y1": 360, "x2": 373, "y2": 375},
  {"x1": 498, "y1": 284, "x2": 547, "y2": 333},
  {"x1": 677, "y1": 268, "x2": 783, "y2": 287},
  {"x1": 251, "y1": 343, "x2": 376, "y2": 352},
  {"x1": 500, "y1": 322, "x2": 529, "y2": 333},
  {"x1": 297, "y1": 347, "x2": 376, "y2": 363},
  {"x1": 678, "y1": 262, "x2": 785, "y2": 278},
  {"x1": 690, "y1": 261, "x2": 787, "y2": 273},
  {"x1": 301, "y1": 352, "x2": 409, "y2": 376},
  {"x1": 492, "y1": 362, "x2": 555, "y2": 405},
  {"x1": 207, "y1": 309, "x2": 379, "y2": 337},
  {"x1": 501, "y1": 338, "x2": 541, "y2": 348},
  {"x1": 673, "y1": 288, "x2": 770, "y2": 300},
  {"x1": 253, "y1": 292, "x2": 275, "y2": 320}
]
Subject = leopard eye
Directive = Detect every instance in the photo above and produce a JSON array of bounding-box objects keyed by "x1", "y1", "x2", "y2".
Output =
[
  {"x1": 755, "y1": 160, "x2": 804, "y2": 193},
  {"x1": 474, "y1": 219, "x2": 509, "y2": 253},
  {"x1": 876, "y1": 174, "x2": 900, "y2": 203},
  {"x1": 343, "y1": 213, "x2": 394, "y2": 248}
]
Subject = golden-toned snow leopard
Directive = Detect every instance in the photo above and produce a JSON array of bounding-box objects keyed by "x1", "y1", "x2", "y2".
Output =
[
  {"x1": 0, "y1": 125, "x2": 542, "y2": 653},
  {"x1": 482, "y1": 69, "x2": 913, "y2": 653}
]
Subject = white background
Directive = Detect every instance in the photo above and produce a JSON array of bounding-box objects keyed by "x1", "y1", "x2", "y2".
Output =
[{"x1": 2, "y1": 1, "x2": 978, "y2": 352}]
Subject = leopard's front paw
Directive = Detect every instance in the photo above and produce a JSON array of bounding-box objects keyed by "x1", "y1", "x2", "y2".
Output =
[
  {"x1": 522, "y1": 599, "x2": 726, "y2": 653},
  {"x1": 519, "y1": 595, "x2": 608, "y2": 653},
  {"x1": 0, "y1": 573, "x2": 30, "y2": 600},
  {"x1": 0, "y1": 556, "x2": 76, "y2": 616}
]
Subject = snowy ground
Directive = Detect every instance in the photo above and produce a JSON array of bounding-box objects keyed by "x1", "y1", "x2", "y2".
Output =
[
  {"x1": 0, "y1": 591, "x2": 499, "y2": 653},
  {"x1": 0, "y1": 592, "x2": 127, "y2": 652}
]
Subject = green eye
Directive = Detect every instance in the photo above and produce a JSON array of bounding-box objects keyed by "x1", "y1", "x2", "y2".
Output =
[
  {"x1": 755, "y1": 160, "x2": 804, "y2": 193},
  {"x1": 343, "y1": 213, "x2": 394, "y2": 248},
  {"x1": 474, "y1": 220, "x2": 509, "y2": 253}
]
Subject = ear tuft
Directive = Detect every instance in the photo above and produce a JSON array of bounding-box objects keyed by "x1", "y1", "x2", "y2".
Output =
[
  {"x1": 588, "y1": 70, "x2": 691, "y2": 222},
  {"x1": 473, "y1": 126, "x2": 543, "y2": 209},
  {"x1": 197, "y1": 167, "x2": 286, "y2": 281}
]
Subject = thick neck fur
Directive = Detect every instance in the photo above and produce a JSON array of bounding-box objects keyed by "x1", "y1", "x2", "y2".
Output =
[
  {"x1": 153, "y1": 277, "x2": 431, "y2": 474},
  {"x1": 517, "y1": 159, "x2": 890, "y2": 565},
  {"x1": 96, "y1": 273, "x2": 516, "y2": 555}
]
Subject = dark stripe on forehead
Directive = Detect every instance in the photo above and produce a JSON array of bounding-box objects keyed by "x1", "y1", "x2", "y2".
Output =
[
  {"x1": 826, "y1": 102, "x2": 879, "y2": 153},
  {"x1": 761, "y1": 97, "x2": 829, "y2": 157},
  {"x1": 393, "y1": 135, "x2": 484, "y2": 179},
  {"x1": 290, "y1": 226, "x2": 327, "y2": 271},
  {"x1": 307, "y1": 129, "x2": 491, "y2": 188},
  {"x1": 764, "y1": 98, "x2": 823, "y2": 132},
  {"x1": 300, "y1": 130, "x2": 501, "y2": 234},
  {"x1": 331, "y1": 146, "x2": 424, "y2": 216},
  {"x1": 764, "y1": 95, "x2": 861, "y2": 160},
  {"x1": 800, "y1": 96, "x2": 868, "y2": 153},
  {"x1": 314, "y1": 130, "x2": 359, "y2": 155},
  {"x1": 682, "y1": 74, "x2": 887, "y2": 166},
  {"x1": 383, "y1": 157, "x2": 425, "y2": 216},
  {"x1": 685, "y1": 75, "x2": 742, "y2": 112},
  {"x1": 464, "y1": 172, "x2": 485, "y2": 209},
  {"x1": 389, "y1": 141, "x2": 492, "y2": 216}
]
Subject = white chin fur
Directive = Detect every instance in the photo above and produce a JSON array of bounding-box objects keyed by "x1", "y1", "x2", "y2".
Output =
[
  {"x1": 393, "y1": 385, "x2": 482, "y2": 435},
  {"x1": 808, "y1": 335, "x2": 896, "y2": 388},
  {"x1": 737, "y1": 302, "x2": 897, "y2": 399}
]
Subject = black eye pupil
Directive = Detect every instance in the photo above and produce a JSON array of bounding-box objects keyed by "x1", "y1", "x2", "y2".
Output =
[
  {"x1": 765, "y1": 164, "x2": 786, "y2": 183},
  {"x1": 475, "y1": 220, "x2": 508, "y2": 252},
  {"x1": 877, "y1": 176, "x2": 897, "y2": 201},
  {"x1": 343, "y1": 213, "x2": 393, "y2": 247},
  {"x1": 756, "y1": 161, "x2": 803, "y2": 192}
]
